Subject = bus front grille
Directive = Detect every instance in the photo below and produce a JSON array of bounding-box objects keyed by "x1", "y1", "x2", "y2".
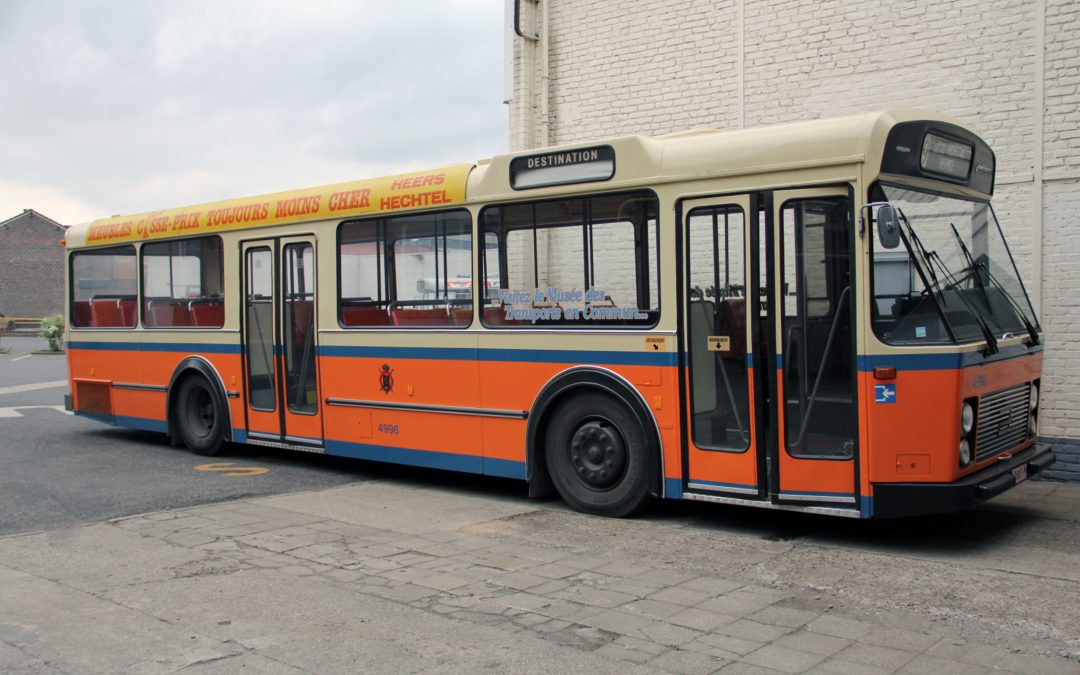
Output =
[{"x1": 975, "y1": 383, "x2": 1030, "y2": 462}]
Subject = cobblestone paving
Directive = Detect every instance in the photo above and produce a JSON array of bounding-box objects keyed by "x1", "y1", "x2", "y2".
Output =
[{"x1": 91, "y1": 482, "x2": 1080, "y2": 675}]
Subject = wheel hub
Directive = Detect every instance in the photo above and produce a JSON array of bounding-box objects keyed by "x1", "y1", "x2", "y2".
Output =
[
  {"x1": 569, "y1": 420, "x2": 627, "y2": 489},
  {"x1": 188, "y1": 389, "x2": 214, "y2": 437}
]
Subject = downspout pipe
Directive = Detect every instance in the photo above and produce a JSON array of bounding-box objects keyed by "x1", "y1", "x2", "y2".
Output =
[
  {"x1": 540, "y1": 0, "x2": 550, "y2": 147},
  {"x1": 1032, "y1": 0, "x2": 1045, "y2": 317}
]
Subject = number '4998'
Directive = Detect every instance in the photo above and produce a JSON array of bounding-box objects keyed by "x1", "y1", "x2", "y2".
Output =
[{"x1": 377, "y1": 423, "x2": 399, "y2": 435}]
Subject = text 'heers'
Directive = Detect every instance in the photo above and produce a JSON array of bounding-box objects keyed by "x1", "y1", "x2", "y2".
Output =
[{"x1": 391, "y1": 173, "x2": 445, "y2": 190}]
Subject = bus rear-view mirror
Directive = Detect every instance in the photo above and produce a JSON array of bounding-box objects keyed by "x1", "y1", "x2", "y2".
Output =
[{"x1": 877, "y1": 205, "x2": 901, "y2": 250}]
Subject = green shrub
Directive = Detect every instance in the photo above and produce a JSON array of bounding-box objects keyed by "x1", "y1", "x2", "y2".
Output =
[{"x1": 40, "y1": 314, "x2": 65, "y2": 351}]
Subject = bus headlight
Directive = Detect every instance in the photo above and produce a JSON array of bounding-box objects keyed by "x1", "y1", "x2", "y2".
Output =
[
  {"x1": 1030, "y1": 384, "x2": 1039, "y2": 411},
  {"x1": 961, "y1": 402, "x2": 975, "y2": 435},
  {"x1": 1029, "y1": 413, "x2": 1038, "y2": 437},
  {"x1": 959, "y1": 439, "x2": 972, "y2": 467}
]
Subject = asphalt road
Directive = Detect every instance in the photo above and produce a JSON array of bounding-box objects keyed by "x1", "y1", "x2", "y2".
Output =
[{"x1": 0, "y1": 337, "x2": 381, "y2": 536}]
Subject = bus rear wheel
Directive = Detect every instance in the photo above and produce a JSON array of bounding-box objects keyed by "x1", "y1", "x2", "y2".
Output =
[
  {"x1": 175, "y1": 376, "x2": 225, "y2": 456},
  {"x1": 545, "y1": 392, "x2": 653, "y2": 517}
]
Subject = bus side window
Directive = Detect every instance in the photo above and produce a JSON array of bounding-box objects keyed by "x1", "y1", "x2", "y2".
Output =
[
  {"x1": 338, "y1": 209, "x2": 472, "y2": 328},
  {"x1": 686, "y1": 205, "x2": 750, "y2": 452},
  {"x1": 141, "y1": 236, "x2": 224, "y2": 329},
  {"x1": 70, "y1": 245, "x2": 137, "y2": 328},
  {"x1": 480, "y1": 190, "x2": 659, "y2": 329}
]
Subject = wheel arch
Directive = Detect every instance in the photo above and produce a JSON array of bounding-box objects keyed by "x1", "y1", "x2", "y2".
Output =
[
  {"x1": 166, "y1": 356, "x2": 234, "y2": 444},
  {"x1": 526, "y1": 365, "x2": 664, "y2": 500}
]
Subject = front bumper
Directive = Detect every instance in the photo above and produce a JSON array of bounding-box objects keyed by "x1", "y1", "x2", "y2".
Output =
[{"x1": 871, "y1": 443, "x2": 1055, "y2": 518}]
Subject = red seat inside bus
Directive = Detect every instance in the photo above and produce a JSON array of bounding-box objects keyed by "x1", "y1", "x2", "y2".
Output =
[
  {"x1": 72, "y1": 301, "x2": 92, "y2": 327},
  {"x1": 341, "y1": 305, "x2": 392, "y2": 326},
  {"x1": 89, "y1": 299, "x2": 119, "y2": 326},
  {"x1": 88, "y1": 297, "x2": 136, "y2": 327},
  {"x1": 719, "y1": 298, "x2": 747, "y2": 359},
  {"x1": 146, "y1": 299, "x2": 192, "y2": 327},
  {"x1": 292, "y1": 299, "x2": 314, "y2": 345},
  {"x1": 449, "y1": 308, "x2": 472, "y2": 326},
  {"x1": 482, "y1": 306, "x2": 528, "y2": 326},
  {"x1": 391, "y1": 308, "x2": 448, "y2": 326},
  {"x1": 119, "y1": 299, "x2": 136, "y2": 326},
  {"x1": 189, "y1": 300, "x2": 224, "y2": 327}
]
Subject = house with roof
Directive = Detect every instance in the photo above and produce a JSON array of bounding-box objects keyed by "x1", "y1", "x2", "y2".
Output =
[{"x1": 0, "y1": 209, "x2": 67, "y2": 323}]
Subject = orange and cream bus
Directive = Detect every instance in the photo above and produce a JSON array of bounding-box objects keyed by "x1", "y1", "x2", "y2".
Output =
[{"x1": 64, "y1": 109, "x2": 1054, "y2": 518}]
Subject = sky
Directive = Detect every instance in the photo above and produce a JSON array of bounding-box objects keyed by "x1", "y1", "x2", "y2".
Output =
[{"x1": 0, "y1": 0, "x2": 509, "y2": 226}]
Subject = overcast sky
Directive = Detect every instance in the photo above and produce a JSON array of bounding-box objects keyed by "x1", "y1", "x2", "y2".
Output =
[{"x1": 0, "y1": 0, "x2": 508, "y2": 225}]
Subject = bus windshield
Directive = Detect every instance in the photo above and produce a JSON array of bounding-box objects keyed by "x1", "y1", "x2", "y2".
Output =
[{"x1": 871, "y1": 185, "x2": 1039, "y2": 346}]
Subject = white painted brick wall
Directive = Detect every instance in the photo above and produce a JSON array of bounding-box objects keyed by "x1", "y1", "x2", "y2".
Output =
[{"x1": 510, "y1": 0, "x2": 1080, "y2": 462}]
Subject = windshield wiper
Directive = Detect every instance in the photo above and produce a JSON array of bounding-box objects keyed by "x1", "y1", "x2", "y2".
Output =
[
  {"x1": 901, "y1": 220, "x2": 942, "y2": 296},
  {"x1": 983, "y1": 264, "x2": 1042, "y2": 346},
  {"x1": 947, "y1": 224, "x2": 992, "y2": 303},
  {"x1": 898, "y1": 212, "x2": 998, "y2": 354},
  {"x1": 947, "y1": 223, "x2": 1040, "y2": 346},
  {"x1": 924, "y1": 248, "x2": 999, "y2": 354},
  {"x1": 889, "y1": 211, "x2": 957, "y2": 342}
]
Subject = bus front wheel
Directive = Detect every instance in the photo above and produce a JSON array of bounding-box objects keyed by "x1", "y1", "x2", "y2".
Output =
[
  {"x1": 545, "y1": 392, "x2": 653, "y2": 517},
  {"x1": 175, "y1": 376, "x2": 225, "y2": 456}
]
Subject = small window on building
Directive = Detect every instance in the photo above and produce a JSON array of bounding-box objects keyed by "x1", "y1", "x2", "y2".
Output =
[
  {"x1": 141, "y1": 237, "x2": 225, "y2": 328},
  {"x1": 70, "y1": 245, "x2": 138, "y2": 328},
  {"x1": 339, "y1": 210, "x2": 473, "y2": 328},
  {"x1": 480, "y1": 190, "x2": 659, "y2": 328}
]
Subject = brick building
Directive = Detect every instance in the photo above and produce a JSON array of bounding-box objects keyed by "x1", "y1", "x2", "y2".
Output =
[
  {"x1": 0, "y1": 210, "x2": 67, "y2": 321},
  {"x1": 508, "y1": 0, "x2": 1079, "y2": 480}
]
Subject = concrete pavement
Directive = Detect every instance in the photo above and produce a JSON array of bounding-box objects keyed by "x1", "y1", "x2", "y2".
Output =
[{"x1": 2, "y1": 478, "x2": 1078, "y2": 674}]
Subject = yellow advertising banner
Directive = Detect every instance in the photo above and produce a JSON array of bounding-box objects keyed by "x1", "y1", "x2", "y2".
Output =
[{"x1": 81, "y1": 164, "x2": 473, "y2": 246}]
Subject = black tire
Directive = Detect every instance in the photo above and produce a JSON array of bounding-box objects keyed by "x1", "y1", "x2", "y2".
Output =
[
  {"x1": 545, "y1": 391, "x2": 654, "y2": 517},
  {"x1": 174, "y1": 376, "x2": 226, "y2": 456}
]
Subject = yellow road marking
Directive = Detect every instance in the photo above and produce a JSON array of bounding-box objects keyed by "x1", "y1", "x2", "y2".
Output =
[{"x1": 193, "y1": 462, "x2": 269, "y2": 477}]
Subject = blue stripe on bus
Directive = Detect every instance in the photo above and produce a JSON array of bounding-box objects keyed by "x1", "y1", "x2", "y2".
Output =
[
  {"x1": 319, "y1": 345, "x2": 677, "y2": 367},
  {"x1": 75, "y1": 410, "x2": 169, "y2": 433},
  {"x1": 858, "y1": 347, "x2": 1042, "y2": 372},
  {"x1": 857, "y1": 354, "x2": 962, "y2": 371},
  {"x1": 483, "y1": 457, "x2": 530, "y2": 480},
  {"x1": 664, "y1": 477, "x2": 683, "y2": 499},
  {"x1": 67, "y1": 341, "x2": 241, "y2": 354},
  {"x1": 116, "y1": 414, "x2": 170, "y2": 433},
  {"x1": 325, "y1": 439, "x2": 526, "y2": 479},
  {"x1": 69, "y1": 340, "x2": 1038, "y2": 373},
  {"x1": 861, "y1": 497, "x2": 874, "y2": 518},
  {"x1": 79, "y1": 412, "x2": 526, "y2": 480},
  {"x1": 66, "y1": 339, "x2": 674, "y2": 366}
]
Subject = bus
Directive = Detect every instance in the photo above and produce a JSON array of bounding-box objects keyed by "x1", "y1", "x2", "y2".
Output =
[{"x1": 63, "y1": 109, "x2": 1055, "y2": 519}]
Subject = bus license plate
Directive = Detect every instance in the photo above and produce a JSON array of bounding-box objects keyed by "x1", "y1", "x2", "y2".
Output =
[{"x1": 1012, "y1": 464, "x2": 1028, "y2": 484}]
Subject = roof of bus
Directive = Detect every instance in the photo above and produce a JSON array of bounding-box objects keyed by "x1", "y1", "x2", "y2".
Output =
[{"x1": 66, "y1": 108, "x2": 965, "y2": 249}]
